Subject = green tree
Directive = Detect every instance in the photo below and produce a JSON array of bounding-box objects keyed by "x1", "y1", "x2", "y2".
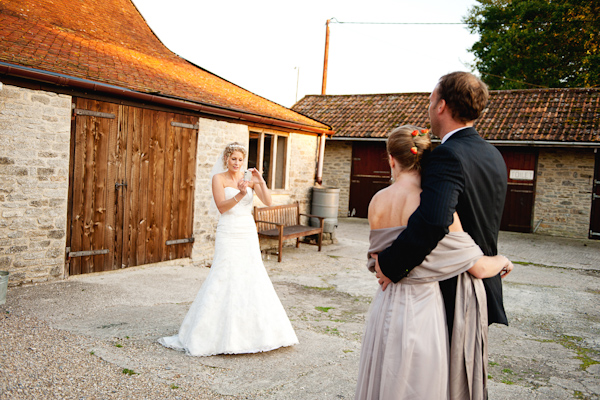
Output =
[{"x1": 464, "y1": 0, "x2": 600, "y2": 89}]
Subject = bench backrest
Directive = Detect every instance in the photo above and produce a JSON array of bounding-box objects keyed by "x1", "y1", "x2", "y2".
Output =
[{"x1": 254, "y1": 202, "x2": 300, "y2": 231}]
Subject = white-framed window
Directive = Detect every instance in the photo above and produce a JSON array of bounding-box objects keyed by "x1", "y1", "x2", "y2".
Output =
[{"x1": 248, "y1": 131, "x2": 289, "y2": 190}]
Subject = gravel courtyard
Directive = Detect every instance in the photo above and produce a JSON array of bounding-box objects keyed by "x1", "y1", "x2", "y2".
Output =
[{"x1": 1, "y1": 218, "x2": 599, "y2": 399}]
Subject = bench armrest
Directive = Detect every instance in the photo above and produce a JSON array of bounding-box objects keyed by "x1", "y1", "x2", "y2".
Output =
[
  {"x1": 299, "y1": 213, "x2": 324, "y2": 220},
  {"x1": 255, "y1": 220, "x2": 284, "y2": 227}
]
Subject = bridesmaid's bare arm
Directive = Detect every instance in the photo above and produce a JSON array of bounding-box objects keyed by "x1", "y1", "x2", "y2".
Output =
[{"x1": 469, "y1": 255, "x2": 513, "y2": 279}]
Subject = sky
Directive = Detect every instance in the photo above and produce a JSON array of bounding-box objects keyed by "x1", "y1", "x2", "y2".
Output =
[{"x1": 131, "y1": 0, "x2": 480, "y2": 108}]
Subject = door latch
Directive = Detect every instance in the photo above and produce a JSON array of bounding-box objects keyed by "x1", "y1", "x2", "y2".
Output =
[{"x1": 115, "y1": 180, "x2": 128, "y2": 190}]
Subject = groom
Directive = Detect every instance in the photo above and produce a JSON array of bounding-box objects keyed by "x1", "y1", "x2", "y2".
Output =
[{"x1": 375, "y1": 71, "x2": 508, "y2": 336}]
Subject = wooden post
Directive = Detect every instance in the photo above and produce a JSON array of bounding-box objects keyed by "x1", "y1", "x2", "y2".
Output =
[{"x1": 321, "y1": 19, "x2": 330, "y2": 95}]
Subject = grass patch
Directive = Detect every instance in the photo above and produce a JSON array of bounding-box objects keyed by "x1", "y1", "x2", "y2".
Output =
[
  {"x1": 89, "y1": 351, "x2": 95, "y2": 355},
  {"x1": 556, "y1": 335, "x2": 600, "y2": 371},
  {"x1": 501, "y1": 378, "x2": 514, "y2": 385},
  {"x1": 122, "y1": 368, "x2": 137, "y2": 375},
  {"x1": 315, "y1": 306, "x2": 334, "y2": 312},
  {"x1": 512, "y1": 261, "x2": 564, "y2": 270},
  {"x1": 170, "y1": 384, "x2": 179, "y2": 390},
  {"x1": 343, "y1": 349, "x2": 353, "y2": 353},
  {"x1": 114, "y1": 343, "x2": 123, "y2": 348},
  {"x1": 303, "y1": 285, "x2": 334, "y2": 291},
  {"x1": 328, "y1": 255, "x2": 342, "y2": 259},
  {"x1": 489, "y1": 361, "x2": 498, "y2": 366},
  {"x1": 501, "y1": 368, "x2": 513, "y2": 374},
  {"x1": 325, "y1": 326, "x2": 340, "y2": 336}
]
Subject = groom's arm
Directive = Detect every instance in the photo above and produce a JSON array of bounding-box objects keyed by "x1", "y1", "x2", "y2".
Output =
[{"x1": 377, "y1": 146, "x2": 465, "y2": 282}]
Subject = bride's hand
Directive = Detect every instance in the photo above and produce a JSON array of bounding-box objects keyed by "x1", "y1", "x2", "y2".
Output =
[
  {"x1": 237, "y1": 179, "x2": 249, "y2": 195},
  {"x1": 250, "y1": 168, "x2": 266, "y2": 185}
]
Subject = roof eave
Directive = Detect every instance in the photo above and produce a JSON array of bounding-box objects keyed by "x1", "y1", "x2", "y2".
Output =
[
  {"x1": 0, "y1": 61, "x2": 333, "y2": 136},
  {"x1": 328, "y1": 136, "x2": 600, "y2": 147}
]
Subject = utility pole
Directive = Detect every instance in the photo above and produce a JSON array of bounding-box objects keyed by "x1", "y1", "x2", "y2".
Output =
[{"x1": 321, "y1": 19, "x2": 330, "y2": 95}]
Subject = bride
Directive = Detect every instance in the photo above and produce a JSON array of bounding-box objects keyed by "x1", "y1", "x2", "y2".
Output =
[{"x1": 159, "y1": 142, "x2": 298, "y2": 356}]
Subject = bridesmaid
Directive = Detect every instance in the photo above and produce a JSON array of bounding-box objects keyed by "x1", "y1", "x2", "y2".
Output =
[{"x1": 355, "y1": 126, "x2": 513, "y2": 399}]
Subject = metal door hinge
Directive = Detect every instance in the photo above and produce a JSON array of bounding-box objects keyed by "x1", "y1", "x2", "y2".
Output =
[
  {"x1": 68, "y1": 249, "x2": 109, "y2": 258},
  {"x1": 166, "y1": 237, "x2": 194, "y2": 246}
]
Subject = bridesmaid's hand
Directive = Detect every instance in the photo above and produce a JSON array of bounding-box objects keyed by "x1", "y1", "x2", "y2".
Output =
[
  {"x1": 373, "y1": 254, "x2": 392, "y2": 291},
  {"x1": 500, "y1": 259, "x2": 514, "y2": 278}
]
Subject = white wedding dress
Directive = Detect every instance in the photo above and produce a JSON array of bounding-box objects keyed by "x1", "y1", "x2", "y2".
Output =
[{"x1": 159, "y1": 187, "x2": 298, "y2": 356}]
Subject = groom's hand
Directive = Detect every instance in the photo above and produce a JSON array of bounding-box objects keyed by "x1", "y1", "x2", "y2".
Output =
[{"x1": 373, "y1": 254, "x2": 392, "y2": 291}]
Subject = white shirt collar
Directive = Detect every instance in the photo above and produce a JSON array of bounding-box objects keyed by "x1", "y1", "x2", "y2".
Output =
[{"x1": 441, "y1": 127, "x2": 469, "y2": 144}]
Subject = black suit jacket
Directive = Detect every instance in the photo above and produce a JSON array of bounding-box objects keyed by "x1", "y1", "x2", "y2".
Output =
[{"x1": 378, "y1": 127, "x2": 508, "y2": 327}]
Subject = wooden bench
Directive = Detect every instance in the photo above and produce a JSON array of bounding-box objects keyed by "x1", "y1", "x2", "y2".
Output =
[{"x1": 254, "y1": 202, "x2": 324, "y2": 262}]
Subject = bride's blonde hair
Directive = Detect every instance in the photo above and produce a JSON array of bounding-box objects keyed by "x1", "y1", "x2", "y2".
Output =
[{"x1": 222, "y1": 142, "x2": 247, "y2": 168}]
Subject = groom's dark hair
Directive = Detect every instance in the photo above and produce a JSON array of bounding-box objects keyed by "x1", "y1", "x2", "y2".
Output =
[{"x1": 437, "y1": 71, "x2": 488, "y2": 123}]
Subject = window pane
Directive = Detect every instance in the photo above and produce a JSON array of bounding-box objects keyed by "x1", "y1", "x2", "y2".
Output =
[
  {"x1": 248, "y1": 135, "x2": 258, "y2": 170},
  {"x1": 263, "y1": 134, "x2": 272, "y2": 187},
  {"x1": 275, "y1": 136, "x2": 287, "y2": 189}
]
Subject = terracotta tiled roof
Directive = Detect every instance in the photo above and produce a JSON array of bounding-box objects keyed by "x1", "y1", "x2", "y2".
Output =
[
  {"x1": 293, "y1": 88, "x2": 600, "y2": 142},
  {"x1": 293, "y1": 93, "x2": 430, "y2": 139},
  {"x1": 0, "y1": 0, "x2": 329, "y2": 131}
]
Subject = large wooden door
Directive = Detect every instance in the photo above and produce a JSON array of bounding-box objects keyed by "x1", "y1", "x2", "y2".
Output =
[
  {"x1": 500, "y1": 149, "x2": 537, "y2": 233},
  {"x1": 68, "y1": 98, "x2": 198, "y2": 275},
  {"x1": 69, "y1": 99, "x2": 121, "y2": 274},
  {"x1": 349, "y1": 142, "x2": 390, "y2": 218},
  {"x1": 589, "y1": 150, "x2": 600, "y2": 239}
]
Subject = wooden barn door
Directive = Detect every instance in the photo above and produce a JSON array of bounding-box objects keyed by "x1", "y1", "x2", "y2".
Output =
[
  {"x1": 349, "y1": 141, "x2": 390, "y2": 218},
  {"x1": 68, "y1": 99, "x2": 198, "y2": 275},
  {"x1": 589, "y1": 150, "x2": 600, "y2": 239},
  {"x1": 68, "y1": 99, "x2": 121, "y2": 274},
  {"x1": 499, "y1": 149, "x2": 537, "y2": 233}
]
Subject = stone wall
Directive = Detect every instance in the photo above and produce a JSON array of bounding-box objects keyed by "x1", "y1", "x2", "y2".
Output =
[
  {"x1": 321, "y1": 140, "x2": 352, "y2": 217},
  {"x1": 286, "y1": 132, "x2": 319, "y2": 214},
  {"x1": 533, "y1": 148, "x2": 595, "y2": 238},
  {"x1": 190, "y1": 124, "x2": 321, "y2": 264},
  {"x1": 0, "y1": 82, "x2": 72, "y2": 286},
  {"x1": 0, "y1": 81, "x2": 323, "y2": 281},
  {"x1": 191, "y1": 118, "x2": 249, "y2": 266}
]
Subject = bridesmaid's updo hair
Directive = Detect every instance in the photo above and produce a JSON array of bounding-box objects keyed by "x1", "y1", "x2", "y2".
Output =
[
  {"x1": 386, "y1": 125, "x2": 431, "y2": 173},
  {"x1": 222, "y1": 142, "x2": 247, "y2": 168}
]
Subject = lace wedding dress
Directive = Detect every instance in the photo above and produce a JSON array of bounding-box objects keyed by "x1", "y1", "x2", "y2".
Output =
[{"x1": 159, "y1": 187, "x2": 298, "y2": 356}]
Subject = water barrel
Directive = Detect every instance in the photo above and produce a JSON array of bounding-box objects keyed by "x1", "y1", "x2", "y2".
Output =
[
  {"x1": 0, "y1": 271, "x2": 8, "y2": 305},
  {"x1": 310, "y1": 187, "x2": 340, "y2": 233}
]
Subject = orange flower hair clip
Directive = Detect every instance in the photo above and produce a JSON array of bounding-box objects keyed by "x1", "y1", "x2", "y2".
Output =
[
  {"x1": 412, "y1": 129, "x2": 429, "y2": 137},
  {"x1": 410, "y1": 146, "x2": 418, "y2": 155}
]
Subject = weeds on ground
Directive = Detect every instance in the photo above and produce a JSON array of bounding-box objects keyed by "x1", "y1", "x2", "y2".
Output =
[
  {"x1": 556, "y1": 335, "x2": 600, "y2": 371},
  {"x1": 122, "y1": 368, "x2": 137, "y2": 375}
]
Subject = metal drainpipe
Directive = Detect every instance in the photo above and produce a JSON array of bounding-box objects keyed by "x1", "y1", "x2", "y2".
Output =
[{"x1": 316, "y1": 133, "x2": 326, "y2": 185}]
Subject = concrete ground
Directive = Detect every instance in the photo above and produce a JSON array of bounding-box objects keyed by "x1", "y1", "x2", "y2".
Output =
[{"x1": 1, "y1": 218, "x2": 599, "y2": 399}]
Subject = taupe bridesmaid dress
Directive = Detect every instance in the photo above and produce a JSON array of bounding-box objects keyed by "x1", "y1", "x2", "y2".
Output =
[{"x1": 355, "y1": 226, "x2": 488, "y2": 400}]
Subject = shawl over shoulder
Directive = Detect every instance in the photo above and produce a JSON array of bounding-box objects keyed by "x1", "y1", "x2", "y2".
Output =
[{"x1": 365, "y1": 226, "x2": 489, "y2": 400}]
